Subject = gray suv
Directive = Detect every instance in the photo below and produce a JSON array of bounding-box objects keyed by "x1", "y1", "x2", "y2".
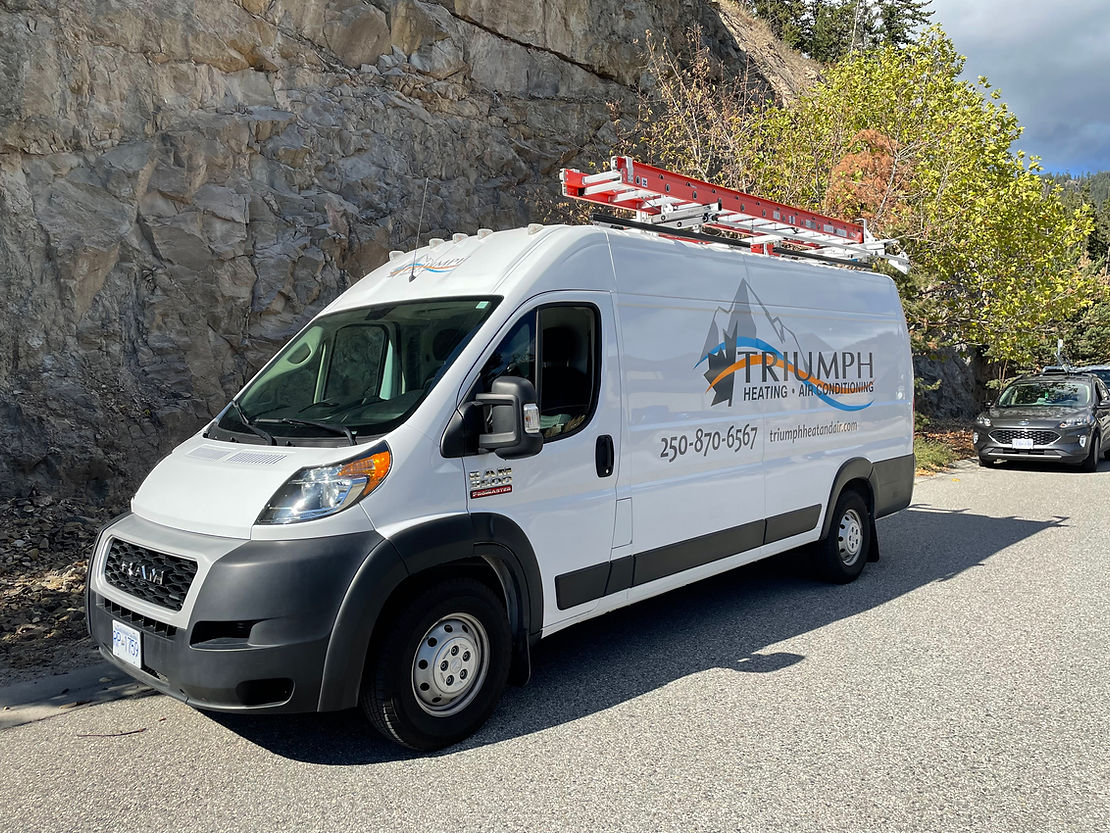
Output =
[{"x1": 973, "y1": 372, "x2": 1110, "y2": 470}]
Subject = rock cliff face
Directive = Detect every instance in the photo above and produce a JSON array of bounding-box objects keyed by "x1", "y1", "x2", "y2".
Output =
[{"x1": 0, "y1": 0, "x2": 815, "y2": 503}]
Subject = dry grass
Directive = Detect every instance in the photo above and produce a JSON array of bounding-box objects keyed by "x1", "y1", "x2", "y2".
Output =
[{"x1": 915, "y1": 417, "x2": 975, "y2": 473}]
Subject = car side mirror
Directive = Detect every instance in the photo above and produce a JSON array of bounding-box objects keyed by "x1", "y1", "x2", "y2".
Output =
[{"x1": 475, "y1": 376, "x2": 543, "y2": 460}]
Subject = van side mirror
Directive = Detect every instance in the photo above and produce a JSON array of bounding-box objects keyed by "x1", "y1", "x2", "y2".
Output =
[{"x1": 476, "y1": 377, "x2": 543, "y2": 459}]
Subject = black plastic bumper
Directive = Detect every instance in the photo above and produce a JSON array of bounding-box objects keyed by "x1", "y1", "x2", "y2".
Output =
[
  {"x1": 88, "y1": 527, "x2": 401, "y2": 714},
  {"x1": 974, "y1": 429, "x2": 1091, "y2": 464}
]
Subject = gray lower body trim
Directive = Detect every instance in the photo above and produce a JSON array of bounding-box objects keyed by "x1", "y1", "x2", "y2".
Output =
[{"x1": 554, "y1": 505, "x2": 820, "y2": 610}]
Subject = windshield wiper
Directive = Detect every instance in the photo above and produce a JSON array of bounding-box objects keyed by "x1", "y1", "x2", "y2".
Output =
[
  {"x1": 229, "y1": 401, "x2": 274, "y2": 445},
  {"x1": 259, "y1": 417, "x2": 356, "y2": 446}
]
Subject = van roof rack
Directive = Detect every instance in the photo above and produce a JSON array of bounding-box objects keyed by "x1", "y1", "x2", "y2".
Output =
[{"x1": 560, "y1": 156, "x2": 909, "y2": 274}]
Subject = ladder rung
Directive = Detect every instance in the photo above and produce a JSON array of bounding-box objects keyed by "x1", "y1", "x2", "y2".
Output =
[
  {"x1": 608, "y1": 188, "x2": 662, "y2": 204},
  {"x1": 582, "y1": 181, "x2": 634, "y2": 197},
  {"x1": 579, "y1": 169, "x2": 622, "y2": 186}
]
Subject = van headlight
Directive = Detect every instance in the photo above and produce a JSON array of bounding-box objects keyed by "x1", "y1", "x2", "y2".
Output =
[{"x1": 257, "y1": 445, "x2": 391, "y2": 524}]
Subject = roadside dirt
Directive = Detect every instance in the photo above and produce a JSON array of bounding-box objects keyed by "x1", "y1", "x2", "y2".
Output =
[{"x1": 0, "y1": 495, "x2": 118, "y2": 687}]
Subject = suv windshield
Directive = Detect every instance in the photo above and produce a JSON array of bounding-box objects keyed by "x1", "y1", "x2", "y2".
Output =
[
  {"x1": 212, "y1": 297, "x2": 499, "y2": 444},
  {"x1": 997, "y1": 380, "x2": 1091, "y2": 408}
]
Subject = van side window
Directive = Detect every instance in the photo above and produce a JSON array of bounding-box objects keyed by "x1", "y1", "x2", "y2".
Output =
[
  {"x1": 481, "y1": 312, "x2": 536, "y2": 391},
  {"x1": 480, "y1": 305, "x2": 600, "y2": 440}
]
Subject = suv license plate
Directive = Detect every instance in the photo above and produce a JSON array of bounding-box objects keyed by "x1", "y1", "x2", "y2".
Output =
[
  {"x1": 112, "y1": 620, "x2": 142, "y2": 669},
  {"x1": 1012, "y1": 438, "x2": 1034, "y2": 449}
]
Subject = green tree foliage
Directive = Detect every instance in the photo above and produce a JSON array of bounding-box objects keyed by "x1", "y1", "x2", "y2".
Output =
[
  {"x1": 1046, "y1": 171, "x2": 1110, "y2": 267},
  {"x1": 745, "y1": 0, "x2": 932, "y2": 62},
  {"x1": 809, "y1": 1, "x2": 862, "y2": 63},
  {"x1": 751, "y1": 0, "x2": 810, "y2": 50},
  {"x1": 876, "y1": 0, "x2": 933, "y2": 48},
  {"x1": 627, "y1": 26, "x2": 1097, "y2": 375},
  {"x1": 1061, "y1": 291, "x2": 1110, "y2": 365}
]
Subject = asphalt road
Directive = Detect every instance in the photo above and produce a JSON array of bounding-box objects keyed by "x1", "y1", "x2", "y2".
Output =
[{"x1": 2, "y1": 460, "x2": 1108, "y2": 832}]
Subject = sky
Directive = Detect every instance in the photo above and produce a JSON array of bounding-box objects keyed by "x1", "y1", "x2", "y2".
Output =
[{"x1": 926, "y1": 0, "x2": 1110, "y2": 175}]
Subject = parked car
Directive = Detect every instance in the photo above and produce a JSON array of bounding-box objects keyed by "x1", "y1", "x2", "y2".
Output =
[
  {"x1": 1076, "y1": 364, "x2": 1110, "y2": 387},
  {"x1": 973, "y1": 371, "x2": 1110, "y2": 470}
]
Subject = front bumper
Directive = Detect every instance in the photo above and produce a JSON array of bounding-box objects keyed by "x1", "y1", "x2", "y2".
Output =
[
  {"x1": 87, "y1": 514, "x2": 388, "y2": 713},
  {"x1": 973, "y1": 425, "x2": 1092, "y2": 464}
]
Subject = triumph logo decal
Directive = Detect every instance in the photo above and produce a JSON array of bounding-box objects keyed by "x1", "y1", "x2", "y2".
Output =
[
  {"x1": 388, "y1": 255, "x2": 467, "y2": 278},
  {"x1": 695, "y1": 280, "x2": 875, "y2": 413},
  {"x1": 469, "y1": 468, "x2": 513, "y2": 499}
]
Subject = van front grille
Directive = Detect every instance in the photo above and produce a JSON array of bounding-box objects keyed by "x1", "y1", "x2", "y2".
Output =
[
  {"x1": 103, "y1": 539, "x2": 197, "y2": 611},
  {"x1": 101, "y1": 597, "x2": 178, "y2": 638}
]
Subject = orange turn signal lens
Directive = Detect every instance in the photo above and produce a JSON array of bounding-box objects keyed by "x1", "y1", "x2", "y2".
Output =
[{"x1": 339, "y1": 450, "x2": 392, "y2": 498}]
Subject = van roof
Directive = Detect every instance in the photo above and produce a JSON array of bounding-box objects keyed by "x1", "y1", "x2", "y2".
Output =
[{"x1": 323, "y1": 223, "x2": 896, "y2": 318}]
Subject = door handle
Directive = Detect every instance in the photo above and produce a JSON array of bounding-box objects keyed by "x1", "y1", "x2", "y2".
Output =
[{"x1": 595, "y1": 434, "x2": 614, "y2": 478}]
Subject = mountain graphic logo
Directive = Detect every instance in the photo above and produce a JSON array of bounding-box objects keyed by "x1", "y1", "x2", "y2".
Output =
[{"x1": 694, "y1": 281, "x2": 874, "y2": 413}]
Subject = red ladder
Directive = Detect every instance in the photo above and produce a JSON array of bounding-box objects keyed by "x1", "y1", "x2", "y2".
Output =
[{"x1": 560, "y1": 156, "x2": 908, "y2": 273}]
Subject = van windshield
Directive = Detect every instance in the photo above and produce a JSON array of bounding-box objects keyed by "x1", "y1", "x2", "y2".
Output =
[{"x1": 213, "y1": 297, "x2": 499, "y2": 444}]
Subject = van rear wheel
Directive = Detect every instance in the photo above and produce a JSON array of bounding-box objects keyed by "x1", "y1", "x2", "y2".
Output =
[
  {"x1": 361, "y1": 578, "x2": 511, "y2": 751},
  {"x1": 816, "y1": 490, "x2": 870, "y2": 583}
]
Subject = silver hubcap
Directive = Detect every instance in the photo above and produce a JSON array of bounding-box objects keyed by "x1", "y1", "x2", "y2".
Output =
[
  {"x1": 412, "y1": 613, "x2": 488, "y2": 716},
  {"x1": 838, "y1": 508, "x2": 864, "y2": 566}
]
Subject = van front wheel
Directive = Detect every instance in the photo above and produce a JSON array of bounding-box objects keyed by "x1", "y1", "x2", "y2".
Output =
[
  {"x1": 816, "y1": 490, "x2": 870, "y2": 583},
  {"x1": 361, "y1": 578, "x2": 511, "y2": 751}
]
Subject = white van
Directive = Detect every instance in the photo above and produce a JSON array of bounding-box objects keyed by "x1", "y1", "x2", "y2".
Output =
[{"x1": 87, "y1": 190, "x2": 914, "y2": 751}]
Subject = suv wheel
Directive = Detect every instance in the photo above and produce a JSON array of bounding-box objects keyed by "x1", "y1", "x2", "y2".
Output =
[{"x1": 1082, "y1": 431, "x2": 1101, "y2": 472}]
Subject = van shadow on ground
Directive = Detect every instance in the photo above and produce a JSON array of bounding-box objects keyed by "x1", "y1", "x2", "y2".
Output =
[{"x1": 211, "y1": 504, "x2": 1066, "y2": 764}]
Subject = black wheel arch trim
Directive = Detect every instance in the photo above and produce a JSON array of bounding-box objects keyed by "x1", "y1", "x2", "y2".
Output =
[
  {"x1": 820, "y1": 457, "x2": 876, "y2": 540},
  {"x1": 820, "y1": 454, "x2": 914, "y2": 543},
  {"x1": 318, "y1": 513, "x2": 542, "y2": 711}
]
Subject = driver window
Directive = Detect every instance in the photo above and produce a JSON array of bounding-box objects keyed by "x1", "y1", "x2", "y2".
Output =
[
  {"x1": 480, "y1": 305, "x2": 599, "y2": 440},
  {"x1": 480, "y1": 312, "x2": 536, "y2": 391}
]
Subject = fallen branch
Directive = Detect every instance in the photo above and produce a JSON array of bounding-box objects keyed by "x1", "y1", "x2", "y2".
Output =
[{"x1": 76, "y1": 728, "x2": 147, "y2": 738}]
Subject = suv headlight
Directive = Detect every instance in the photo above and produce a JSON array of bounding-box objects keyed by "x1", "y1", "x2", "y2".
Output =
[
  {"x1": 257, "y1": 445, "x2": 392, "y2": 524},
  {"x1": 1059, "y1": 415, "x2": 1093, "y2": 428},
  {"x1": 975, "y1": 414, "x2": 992, "y2": 427}
]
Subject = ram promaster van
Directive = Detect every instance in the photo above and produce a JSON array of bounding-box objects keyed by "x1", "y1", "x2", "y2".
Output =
[{"x1": 88, "y1": 158, "x2": 914, "y2": 750}]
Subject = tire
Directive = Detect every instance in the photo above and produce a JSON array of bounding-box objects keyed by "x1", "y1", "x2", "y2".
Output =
[
  {"x1": 361, "y1": 578, "x2": 511, "y2": 751},
  {"x1": 1082, "y1": 431, "x2": 1100, "y2": 472},
  {"x1": 816, "y1": 490, "x2": 870, "y2": 583}
]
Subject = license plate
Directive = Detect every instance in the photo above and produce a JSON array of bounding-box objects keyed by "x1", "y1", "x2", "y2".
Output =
[
  {"x1": 1012, "y1": 437, "x2": 1034, "y2": 449},
  {"x1": 112, "y1": 620, "x2": 142, "y2": 669}
]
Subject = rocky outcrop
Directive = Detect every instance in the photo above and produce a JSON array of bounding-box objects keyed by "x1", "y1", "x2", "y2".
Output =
[
  {"x1": 0, "y1": 0, "x2": 816, "y2": 503},
  {"x1": 914, "y1": 348, "x2": 991, "y2": 419}
]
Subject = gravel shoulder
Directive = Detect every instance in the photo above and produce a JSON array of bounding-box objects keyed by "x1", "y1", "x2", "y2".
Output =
[{"x1": 0, "y1": 496, "x2": 119, "y2": 687}]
